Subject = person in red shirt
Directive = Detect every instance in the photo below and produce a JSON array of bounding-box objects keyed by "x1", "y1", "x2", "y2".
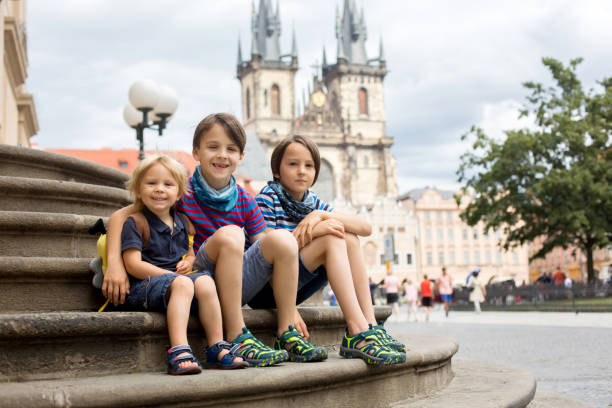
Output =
[
  {"x1": 420, "y1": 274, "x2": 433, "y2": 322},
  {"x1": 553, "y1": 266, "x2": 566, "y2": 286}
]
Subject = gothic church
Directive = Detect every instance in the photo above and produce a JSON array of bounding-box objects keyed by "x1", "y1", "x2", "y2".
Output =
[{"x1": 236, "y1": 0, "x2": 399, "y2": 206}]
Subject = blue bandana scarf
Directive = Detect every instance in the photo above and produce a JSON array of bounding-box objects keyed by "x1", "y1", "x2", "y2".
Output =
[
  {"x1": 267, "y1": 181, "x2": 316, "y2": 223},
  {"x1": 191, "y1": 165, "x2": 238, "y2": 212}
]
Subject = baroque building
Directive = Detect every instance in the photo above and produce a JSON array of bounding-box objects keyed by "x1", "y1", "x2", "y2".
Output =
[
  {"x1": 0, "y1": 0, "x2": 38, "y2": 147},
  {"x1": 237, "y1": 0, "x2": 397, "y2": 206}
]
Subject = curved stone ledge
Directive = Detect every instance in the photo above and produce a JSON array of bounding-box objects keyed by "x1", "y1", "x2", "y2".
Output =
[
  {"x1": 0, "y1": 211, "x2": 102, "y2": 257},
  {"x1": 0, "y1": 144, "x2": 129, "y2": 188},
  {"x1": 0, "y1": 176, "x2": 130, "y2": 216},
  {"x1": 0, "y1": 334, "x2": 456, "y2": 408}
]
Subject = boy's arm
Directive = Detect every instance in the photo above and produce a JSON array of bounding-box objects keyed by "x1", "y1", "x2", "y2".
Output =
[
  {"x1": 122, "y1": 249, "x2": 174, "y2": 280},
  {"x1": 102, "y1": 205, "x2": 136, "y2": 305},
  {"x1": 326, "y1": 210, "x2": 372, "y2": 236}
]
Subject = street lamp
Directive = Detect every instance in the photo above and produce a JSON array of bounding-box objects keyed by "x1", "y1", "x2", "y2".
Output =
[{"x1": 123, "y1": 80, "x2": 178, "y2": 160}]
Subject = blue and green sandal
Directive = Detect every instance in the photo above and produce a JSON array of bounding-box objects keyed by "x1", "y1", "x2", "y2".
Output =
[
  {"x1": 339, "y1": 328, "x2": 405, "y2": 365},
  {"x1": 372, "y1": 324, "x2": 407, "y2": 353},
  {"x1": 231, "y1": 327, "x2": 288, "y2": 367},
  {"x1": 274, "y1": 325, "x2": 328, "y2": 362}
]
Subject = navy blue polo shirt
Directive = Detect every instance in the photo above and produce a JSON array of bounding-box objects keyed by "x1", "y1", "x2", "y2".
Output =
[{"x1": 121, "y1": 206, "x2": 189, "y2": 279}]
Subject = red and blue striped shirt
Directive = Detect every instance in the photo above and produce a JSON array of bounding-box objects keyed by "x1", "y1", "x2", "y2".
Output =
[{"x1": 176, "y1": 178, "x2": 268, "y2": 252}]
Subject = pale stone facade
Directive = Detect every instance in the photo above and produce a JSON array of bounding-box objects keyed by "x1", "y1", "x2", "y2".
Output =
[
  {"x1": 0, "y1": 0, "x2": 38, "y2": 147},
  {"x1": 399, "y1": 188, "x2": 530, "y2": 286}
]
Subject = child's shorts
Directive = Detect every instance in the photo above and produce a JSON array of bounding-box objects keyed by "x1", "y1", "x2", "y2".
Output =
[
  {"x1": 193, "y1": 239, "x2": 275, "y2": 305},
  {"x1": 246, "y1": 256, "x2": 327, "y2": 309},
  {"x1": 125, "y1": 272, "x2": 209, "y2": 312},
  {"x1": 440, "y1": 293, "x2": 453, "y2": 302}
]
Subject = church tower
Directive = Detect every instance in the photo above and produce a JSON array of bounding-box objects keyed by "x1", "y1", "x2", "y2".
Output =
[
  {"x1": 306, "y1": 0, "x2": 397, "y2": 205},
  {"x1": 237, "y1": 0, "x2": 297, "y2": 149}
]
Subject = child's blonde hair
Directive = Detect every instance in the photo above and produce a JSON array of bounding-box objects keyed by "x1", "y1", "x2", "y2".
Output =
[{"x1": 127, "y1": 154, "x2": 187, "y2": 211}]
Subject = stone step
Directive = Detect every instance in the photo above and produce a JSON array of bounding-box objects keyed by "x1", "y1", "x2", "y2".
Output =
[
  {"x1": 0, "y1": 211, "x2": 101, "y2": 258},
  {"x1": 0, "y1": 306, "x2": 392, "y2": 382},
  {"x1": 0, "y1": 333, "x2": 456, "y2": 408},
  {"x1": 0, "y1": 176, "x2": 130, "y2": 216},
  {"x1": 0, "y1": 144, "x2": 128, "y2": 188},
  {"x1": 0, "y1": 256, "x2": 103, "y2": 312},
  {"x1": 390, "y1": 358, "x2": 536, "y2": 408}
]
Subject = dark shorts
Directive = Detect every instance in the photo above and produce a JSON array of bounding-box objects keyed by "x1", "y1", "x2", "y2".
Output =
[
  {"x1": 386, "y1": 293, "x2": 399, "y2": 304},
  {"x1": 421, "y1": 296, "x2": 432, "y2": 307},
  {"x1": 124, "y1": 272, "x2": 209, "y2": 312},
  {"x1": 247, "y1": 256, "x2": 327, "y2": 309}
]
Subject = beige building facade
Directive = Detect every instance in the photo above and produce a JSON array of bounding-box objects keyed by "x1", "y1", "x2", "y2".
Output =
[
  {"x1": 0, "y1": 0, "x2": 38, "y2": 147},
  {"x1": 399, "y1": 188, "x2": 530, "y2": 285}
]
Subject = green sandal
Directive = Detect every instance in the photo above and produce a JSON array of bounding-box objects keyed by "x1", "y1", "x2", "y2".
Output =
[
  {"x1": 231, "y1": 327, "x2": 288, "y2": 367},
  {"x1": 339, "y1": 328, "x2": 405, "y2": 365},
  {"x1": 274, "y1": 326, "x2": 328, "y2": 362},
  {"x1": 372, "y1": 324, "x2": 407, "y2": 353}
]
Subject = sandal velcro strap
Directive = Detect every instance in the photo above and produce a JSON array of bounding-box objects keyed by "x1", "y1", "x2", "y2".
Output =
[
  {"x1": 166, "y1": 344, "x2": 202, "y2": 375},
  {"x1": 205, "y1": 340, "x2": 249, "y2": 370}
]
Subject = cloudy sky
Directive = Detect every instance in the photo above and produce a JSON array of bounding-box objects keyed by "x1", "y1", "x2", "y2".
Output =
[{"x1": 27, "y1": 0, "x2": 612, "y2": 194}]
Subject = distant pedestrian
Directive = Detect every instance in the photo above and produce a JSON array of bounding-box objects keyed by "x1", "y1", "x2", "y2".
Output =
[
  {"x1": 369, "y1": 277, "x2": 378, "y2": 305},
  {"x1": 403, "y1": 279, "x2": 418, "y2": 322},
  {"x1": 384, "y1": 269, "x2": 401, "y2": 318},
  {"x1": 437, "y1": 267, "x2": 453, "y2": 318},
  {"x1": 420, "y1": 275, "x2": 433, "y2": 322},
  {"x1": 553, "y1": 266, "x2": 566, "y2": 286},
  {"x1": 468, "y1": 270, "x2": 486, "y2": 314}
]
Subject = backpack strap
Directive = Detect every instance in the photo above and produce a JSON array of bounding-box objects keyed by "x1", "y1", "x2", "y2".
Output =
[
  {"x1": 178, "y1": 212, "x2": 195, "y2": 250},
  {"x1": 128, "y1": 213, "x2": 150, "y2": 249}
]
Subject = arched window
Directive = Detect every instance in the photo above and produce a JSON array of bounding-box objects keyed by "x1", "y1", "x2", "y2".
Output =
[
  {"x1": 271, "y1": 84, "x2": 280, "y2": 115},
  {"x1": 358, "y1": 88, "x2": 368, "y2": 115},
  {"x1": 314, "y1": 159, "x2": 334, "y2": 203},
  {"x1": 246, "y1": 88, "x2": 251, "y2": 119}
]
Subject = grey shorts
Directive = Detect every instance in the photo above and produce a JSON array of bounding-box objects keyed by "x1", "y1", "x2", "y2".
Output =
[
  {"x1": 125, "y1": 272, "x2": 209, "y2": 312},
  {"x1": 193, "y1": 239, "x2": 273, "y2": 305}
]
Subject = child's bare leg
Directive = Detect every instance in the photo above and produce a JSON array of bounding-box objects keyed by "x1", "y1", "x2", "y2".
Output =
[
  {"x1": 194, "y1": 275, "x2": 243, "y2": 363},
  {"x1": 166, "y1": 275, "x2": 198, "y2": 368},
  {"x1": 202, "y1": 226, "x2": 246, "y2": 341},
  {"x1": 258, "y1": 229, "x2": 299, "y2": 335},
  {"x1": 345, "y1": 233, "x2": 377, "y2": 325},
  {"x1": 300, "y1": 234, "x2": 369, "y2": 336}
]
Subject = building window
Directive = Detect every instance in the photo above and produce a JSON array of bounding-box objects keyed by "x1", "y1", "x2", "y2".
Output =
[
  {"x1": 448, "y1": 228, "x2": 454, "y2": 240},
  {"x1": 427, "y1": 252, "x2": 433, "y2": 265},
  {"x1": 496, "y1": 251, "x2": 502, "y2": 265},
  {"x1": 425, "y1": 228, "x2": 432, "y2": 241},
  {"x1": 474, "y1": 250, "x2": 481, "y2": 264},
  {"x1": 271, "y1": 84, "x2": 280, "y2": 115},
  {"x1": 437, "y1": 228, "x2": 443, "y2": 241},
  {"x1": 447, "y1": 211, "x2": 453, "y2": 220},
  {"x1": 424, "y1": 211, "x2": 431, "y2": 220},
  {"x1": 246, "y1": 88, "x2": 251, "y2": 119},
  {"x1": 463, "y1": 229, "x2": 468, "y2": 240},
  {"x1": 485, "y1": 251, "x2": 492, "y2": 264},
  {"x1": 358, "y1": 88, "x2": 368, "y2": 115},
  {"x1": 473, "y1": 229, "x2": 479, "y2": 240},
  {"x1": 406, "y1": 253, "x2": 413, "y2": 265},
  {"x1": 118, "y1": 160, "x2": 128, "y2": 169},
  {"x1": 438, "y1": 252, "x2": 445, "y2": 265},
  {"x1": 449, "y1": 251, "x2": 455, "y2": 265},
  {"x1": 264, "y1": 89, "x2": 268, "y2": 107},
  {"x1": 513, "y1": 252, "x2": 519, "y2": 265},
  {"x1": 464, "y1": 251, "x2": 470, "y2": 264},
  {"x1": 436, "y1": 211, "x2": 442, "y2": 220},
  {"x1": 363, "y1": 155, "x2": 369, "y2": 167}
]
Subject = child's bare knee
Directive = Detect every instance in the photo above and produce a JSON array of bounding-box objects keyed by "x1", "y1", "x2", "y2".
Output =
[
  {"x1": 266, "y1": 229, "x2": 297, "y2": 252},
  {"x1": 214, "y1": 225, "x2": 245, "y2": 249},
  {"x1": 194, "y1": 275, "x2": 216, "y2": 297},
  {"x1": 344, "y1": 232, "x2": 359, "y2": 247},
  {"x1": 170, "y1": 275, "x2": 195, "y2": 296}
]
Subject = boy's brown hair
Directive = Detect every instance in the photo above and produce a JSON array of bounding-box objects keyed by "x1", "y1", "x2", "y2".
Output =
[
  {"x1": 127, "y1": 154, "x2": 187, "y2": 211},
  {"x1": 192, "y1": 113, "x2": 247, "y2": 153},
  {"x1": 270, "y1": 135, "x2": 321, "y2": 185}
]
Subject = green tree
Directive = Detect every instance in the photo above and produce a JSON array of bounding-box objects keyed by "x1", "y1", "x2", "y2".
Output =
[{"x1": 456, "y1": 58, "x2": 612, "y2": 282}]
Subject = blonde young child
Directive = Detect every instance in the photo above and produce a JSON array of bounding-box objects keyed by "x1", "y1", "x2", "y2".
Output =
[
  {"x1": 252, "y1": 135, "x2": 406, "y2": 365},
  {"x1": 104, "y1": 113, "x2": 324, "y2": 367},
  {"x1": 120, "y1": 154, "x2": 248, "y2": 374}
]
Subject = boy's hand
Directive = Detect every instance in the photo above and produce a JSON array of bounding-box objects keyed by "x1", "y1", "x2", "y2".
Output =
[
  {"x1": 293, "y1": 210, "x2": 328, "y2": 248},
  {"x1": 102, "y1": 266, "x2": 130, "y2": 306},
  {"x1": 293, "y1": 309, "x2": 310, "y2": 340},
  {"x1": 312, "y1": 219, "x2": 344, "y2": 241},
  {"x1": 176, "y1": 256, "x2": 195, "y2": 275}
]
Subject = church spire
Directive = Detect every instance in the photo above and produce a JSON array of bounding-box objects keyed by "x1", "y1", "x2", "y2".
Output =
[
  {"x1": 322, "y1": 46, "x2": 327, "y2": 68},
  {"x1": 249, "y1": 0, "x2": 282, "y2": 61},
  {"x1": 237, "y1": 36, "x2": 243, "y2": 66},
  {"x1": 335, "y1": 0, "x2": 368, "y2": 65}
]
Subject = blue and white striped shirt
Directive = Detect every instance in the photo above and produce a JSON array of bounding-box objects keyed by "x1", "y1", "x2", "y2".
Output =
[{"x1": 256, "y1": 185, "x2": 333, "y2": 231}]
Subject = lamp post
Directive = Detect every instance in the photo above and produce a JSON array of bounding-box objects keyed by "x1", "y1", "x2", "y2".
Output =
[{"x1": 123, "y1": 80, "x2": 178, "y2": 160}]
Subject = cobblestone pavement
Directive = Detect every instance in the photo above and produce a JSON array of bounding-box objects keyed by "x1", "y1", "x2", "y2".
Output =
[{"x1": 385, "y1": 307, "x2": 612, "y2": 408}]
